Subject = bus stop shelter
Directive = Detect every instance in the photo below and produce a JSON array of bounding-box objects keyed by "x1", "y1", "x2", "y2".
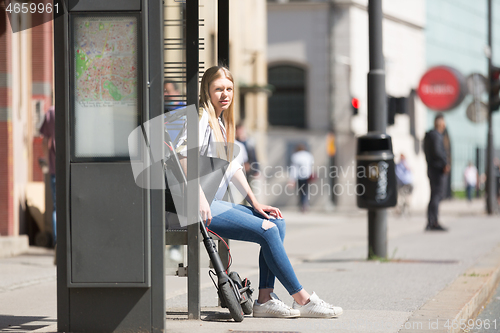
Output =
[{"x1": 54, "y1": 0, "x2": 229, "y2": 331}]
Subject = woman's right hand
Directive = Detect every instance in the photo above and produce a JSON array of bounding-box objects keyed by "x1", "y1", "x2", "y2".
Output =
[{"x1": 200, "y1": 192, "x2": 212, "y2": 226}]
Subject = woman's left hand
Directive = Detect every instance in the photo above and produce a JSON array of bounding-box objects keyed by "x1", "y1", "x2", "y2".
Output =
[{"x1": 253, "y1": 202, "x2": 283, "y2": 220}]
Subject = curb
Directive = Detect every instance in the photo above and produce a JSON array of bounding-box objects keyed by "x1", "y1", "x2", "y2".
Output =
[
  {"x1": 0, "y1": 235, "x2": 29, "y2": 258},
  {"x1": 400, "y1": 243, "x2": 500, "y2": 333}
]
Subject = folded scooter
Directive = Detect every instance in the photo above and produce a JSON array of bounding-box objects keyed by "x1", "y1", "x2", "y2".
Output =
[{"x1": 163, "y1": 110, "x2": 253, "y2": 321}]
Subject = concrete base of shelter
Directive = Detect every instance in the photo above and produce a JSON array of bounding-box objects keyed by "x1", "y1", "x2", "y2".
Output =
[{"x1": 0, "y1": 235, "x2": 29, "y2": 258}]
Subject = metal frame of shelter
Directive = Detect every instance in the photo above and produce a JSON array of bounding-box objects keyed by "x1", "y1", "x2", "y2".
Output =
[
  {"x1": 163, "y1": 0, "x2": 230, "y2": 320},
  {"x1": 55, "y1": 0, "x2": 230, "y2": 331}
]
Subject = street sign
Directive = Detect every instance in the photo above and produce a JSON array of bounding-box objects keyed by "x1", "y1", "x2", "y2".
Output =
[
  {"x1": 418, "y1": 66, "x2": 467, "y2": 111},
  {"x1": 466, "y1": 101, "x2": 488, "y2": 123},
  {"x1": 466, "y1": 73, "x2": 487, "y2": 98}
]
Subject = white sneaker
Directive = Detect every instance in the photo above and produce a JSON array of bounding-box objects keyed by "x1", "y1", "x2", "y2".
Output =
[
  {"x1": 292, "y1": 292, "x2": 343, "y2": 318},
  {"x1": 253, "y1": 293, "x2": 300, "y2": 318}
]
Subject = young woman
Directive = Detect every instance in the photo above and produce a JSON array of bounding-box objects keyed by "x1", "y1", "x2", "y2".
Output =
[{"x1": 175, "y1": 66, "x2": 343, "y2": 318}]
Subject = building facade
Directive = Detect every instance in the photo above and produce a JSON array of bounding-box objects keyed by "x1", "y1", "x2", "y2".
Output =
[
  {"x1": 266, "y1": 0, "x2": 429, "y2": 210},
  {"x1": 425, "y1": 0, "x2": 500, "y2": 192},
  {"x1": 0, "y1": 2, "x2": 53, "y2": 239}
]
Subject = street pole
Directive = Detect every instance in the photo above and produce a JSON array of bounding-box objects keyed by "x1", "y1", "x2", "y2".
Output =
[
  {"x1": 367, "y1": 0, "x2": 387, "y2": 258},
  {"x1": 487, "y1": 0, "x2": 498, "y2": 215}
]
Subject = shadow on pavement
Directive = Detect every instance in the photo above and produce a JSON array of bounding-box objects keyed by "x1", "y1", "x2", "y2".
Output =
[
  {"x1": 303, "y1": 258, "x2": 460, "y2": 264},
  {"x1": 166, "y1": 310, "x2": 240, "y2": 322},
  {"x1": 0, "y1": 315, "x2": 56, "y2": 331}
]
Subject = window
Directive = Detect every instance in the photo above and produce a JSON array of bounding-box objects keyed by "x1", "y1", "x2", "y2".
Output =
[{"x1": 268, "y1": 65, "x2": 306, "y2": 128}]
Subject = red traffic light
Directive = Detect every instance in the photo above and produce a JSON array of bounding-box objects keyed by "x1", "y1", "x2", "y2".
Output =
[
  {"x1": 351, "y1": 97, "x2": 359, "y2": 115},
  {"x1": 351, "y1": 97, "x2": 359, "y2": 109}
]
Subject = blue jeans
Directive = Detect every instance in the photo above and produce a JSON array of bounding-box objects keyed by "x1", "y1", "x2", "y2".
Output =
[
  {"x1": 209, "y1": 200, "x2": 303, "y2": 295},
  {"x1": 466, "y1": 184, "x2": 474, "y2": 202},
  {"x1": 297, "y1": 178, "x2": 310, "y2": 209},
  {"x1": 50, "y1": 174, "x2": 57, "y2": 245}
]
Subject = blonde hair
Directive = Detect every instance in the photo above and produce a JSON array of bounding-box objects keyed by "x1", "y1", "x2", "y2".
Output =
[{"x1": 199, "y1": 66, "x2": 235, "y2": 161}]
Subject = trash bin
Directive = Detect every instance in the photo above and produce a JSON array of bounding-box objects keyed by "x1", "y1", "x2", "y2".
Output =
[{"x1": 356, "y1": 133, "x2": 397, "y2": 209}]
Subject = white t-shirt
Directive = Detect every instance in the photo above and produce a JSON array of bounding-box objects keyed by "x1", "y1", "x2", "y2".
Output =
[
  {"x1": 464, "y1": 166, "x2": 477, "y2": 187},
  {"x1": 289, "y1": 150, "x2": 314, "y2": 181},
  {"x1": 174, "y1": 109, "x2": 243, "y2": 200}
]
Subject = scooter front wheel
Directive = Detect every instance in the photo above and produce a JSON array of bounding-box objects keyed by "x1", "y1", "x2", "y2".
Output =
[{"x1": 220, "y1": 282, "x2": 244, "y2": 322}]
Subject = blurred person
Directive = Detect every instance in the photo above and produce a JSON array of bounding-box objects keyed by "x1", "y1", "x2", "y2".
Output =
[
  {"x1": 443, "y1": 128, "x2": 452, "y2": 199},
  {"x1": 326, "y1": 132, "x2": 337, "y2": 205},
  {"x1": 164, "y1": 81, "x2": 185, "y2": 111},
  {"x1": 288, "y1": 144, "x2": 314, "y2": 213},
  {"x1": 235, "y1": 122, "x2": 260, "y2": 182},
  {"x1": 39, "y1": 106, "x2": 56, "y2": 247},
  {"x1": 495, "y1": 158, "x2": 500, "y2": 204},
  {"x1": 395, "y1": 154, "x2": 413, "y2": 215},
  {"x1": 234, "y1": 138, "x2": 248, "y2": 169},
  {"x1": 395, "y1": 154, "x2": 413, "y2": 191},
  {"x1": 175, "y1": 66, "x2": 342, "y2": 318},
  {"x1": 423, "y1": 114, "x2": 450, "y2": 231},
  {"x1": 463, "y1": 162, "x2": 478, "y2": 202}
]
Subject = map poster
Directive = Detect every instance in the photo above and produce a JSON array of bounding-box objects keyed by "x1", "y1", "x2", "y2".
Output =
[{"x1": 73, "y1": 15, "x2": 140, "y2": 158}]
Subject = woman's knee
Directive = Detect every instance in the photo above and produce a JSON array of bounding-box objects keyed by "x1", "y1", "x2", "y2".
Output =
[
  {"x1": 260, "y1": 220, "x2": 284, "y2": 243},
  {"x1": 272, "y1": 218, "x2": 286, "y2": 239},
  {"x1": 261, "y1": 219, "x2": 276, "y2": 230}
]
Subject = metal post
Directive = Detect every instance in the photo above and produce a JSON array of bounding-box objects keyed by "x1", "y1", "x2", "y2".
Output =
[
  {"x1": 217, "y1": 0, "x2": 229, "y2": 66},
  {"x1": 149, "y1": 0, "x2": 166, "y2": 330},
  {"x1": 186, "y1": 0, "x2": 201, "y2": 320},
  {"x1": 54, "y1": 3, "x2": 69, "y2": 330},
  {"x1": 367, "y1": 0, "x2": 387, "y2": 258},
  {"x1": 476, "y1": 147, "x2": 481, "y2": 198},
  {"x1": 217, "y1": 0, "x2": 230, "y2": 280},
  {"x1": 487, "y1": 0, "x2": 498, "y2": 214}
]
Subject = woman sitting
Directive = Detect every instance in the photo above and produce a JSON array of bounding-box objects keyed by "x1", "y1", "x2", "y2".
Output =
[{"x1": 175, "y1": 66, "x2": 343, "y2": 318}]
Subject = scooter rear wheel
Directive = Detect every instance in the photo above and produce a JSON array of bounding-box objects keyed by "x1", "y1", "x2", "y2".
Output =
[
  {"x1": 220, "y1": 282, "x2": 244, "y2": 322},
  {"x1": 229, "y1": 272, "x2": 253, "y2": 315}
]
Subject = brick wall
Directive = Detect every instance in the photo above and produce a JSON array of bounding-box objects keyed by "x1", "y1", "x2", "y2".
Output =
[
  {"x1": 32, "y1": 137, "x2": 44, "y2": 182},
  {"x1": 0, "y1": 2, "x2": 14, "y2": 236},
  {"x1": 31, "y1": 8, "x2": 53, "y2": 183},
  {"x1": 0, "y1": 3, "x2": 53, "y2": 236}
]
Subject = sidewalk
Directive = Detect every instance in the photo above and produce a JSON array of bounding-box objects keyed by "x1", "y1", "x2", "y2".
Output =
[
  {"x1": 162, "y1": 199, "x2": 500, "y2": 332},
  {"x1": 0, "y1": 247, "x2": 56, "y2": 332},
  {"x1": 1, "y1": 199, "x2": 499, "y2": 333}
]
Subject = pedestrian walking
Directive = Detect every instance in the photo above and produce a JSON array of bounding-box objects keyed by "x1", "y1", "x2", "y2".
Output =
[
  {"x1": 463, "y1": 162, "x2": 478, "y2": 202},
  {"x1": 423, "y1": 114, "x2": 450, "y2": 231},
  {"x1": 288, "y1": 144, "x2": 314, "y2": 213}
]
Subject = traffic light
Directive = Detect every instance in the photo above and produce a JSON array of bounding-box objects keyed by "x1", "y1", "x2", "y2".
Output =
[
  {"x1": 489, "y1": 65, "x2": 500, "y2": 112},
  {"x1": 351, "y1": 97, "x2": 359, "y2": 115}
]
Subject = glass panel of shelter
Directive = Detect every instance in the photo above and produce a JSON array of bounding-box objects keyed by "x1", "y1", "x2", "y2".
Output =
[{"x1": 163, "y1": 0, "x2": 217, "y2": 274}]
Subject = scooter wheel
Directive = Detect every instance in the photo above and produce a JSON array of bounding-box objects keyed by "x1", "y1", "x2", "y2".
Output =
[
  {"x1": 220, "y1": 282, "x2": 244, "y2": 322},
  {"x1": 229, "y1": 272, "x2": 253, "y2": 315}
]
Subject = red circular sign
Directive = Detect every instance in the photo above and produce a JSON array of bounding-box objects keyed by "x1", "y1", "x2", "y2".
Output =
[{"x1": 418, "y1": 66, "x2": 465, "y2": 111}]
